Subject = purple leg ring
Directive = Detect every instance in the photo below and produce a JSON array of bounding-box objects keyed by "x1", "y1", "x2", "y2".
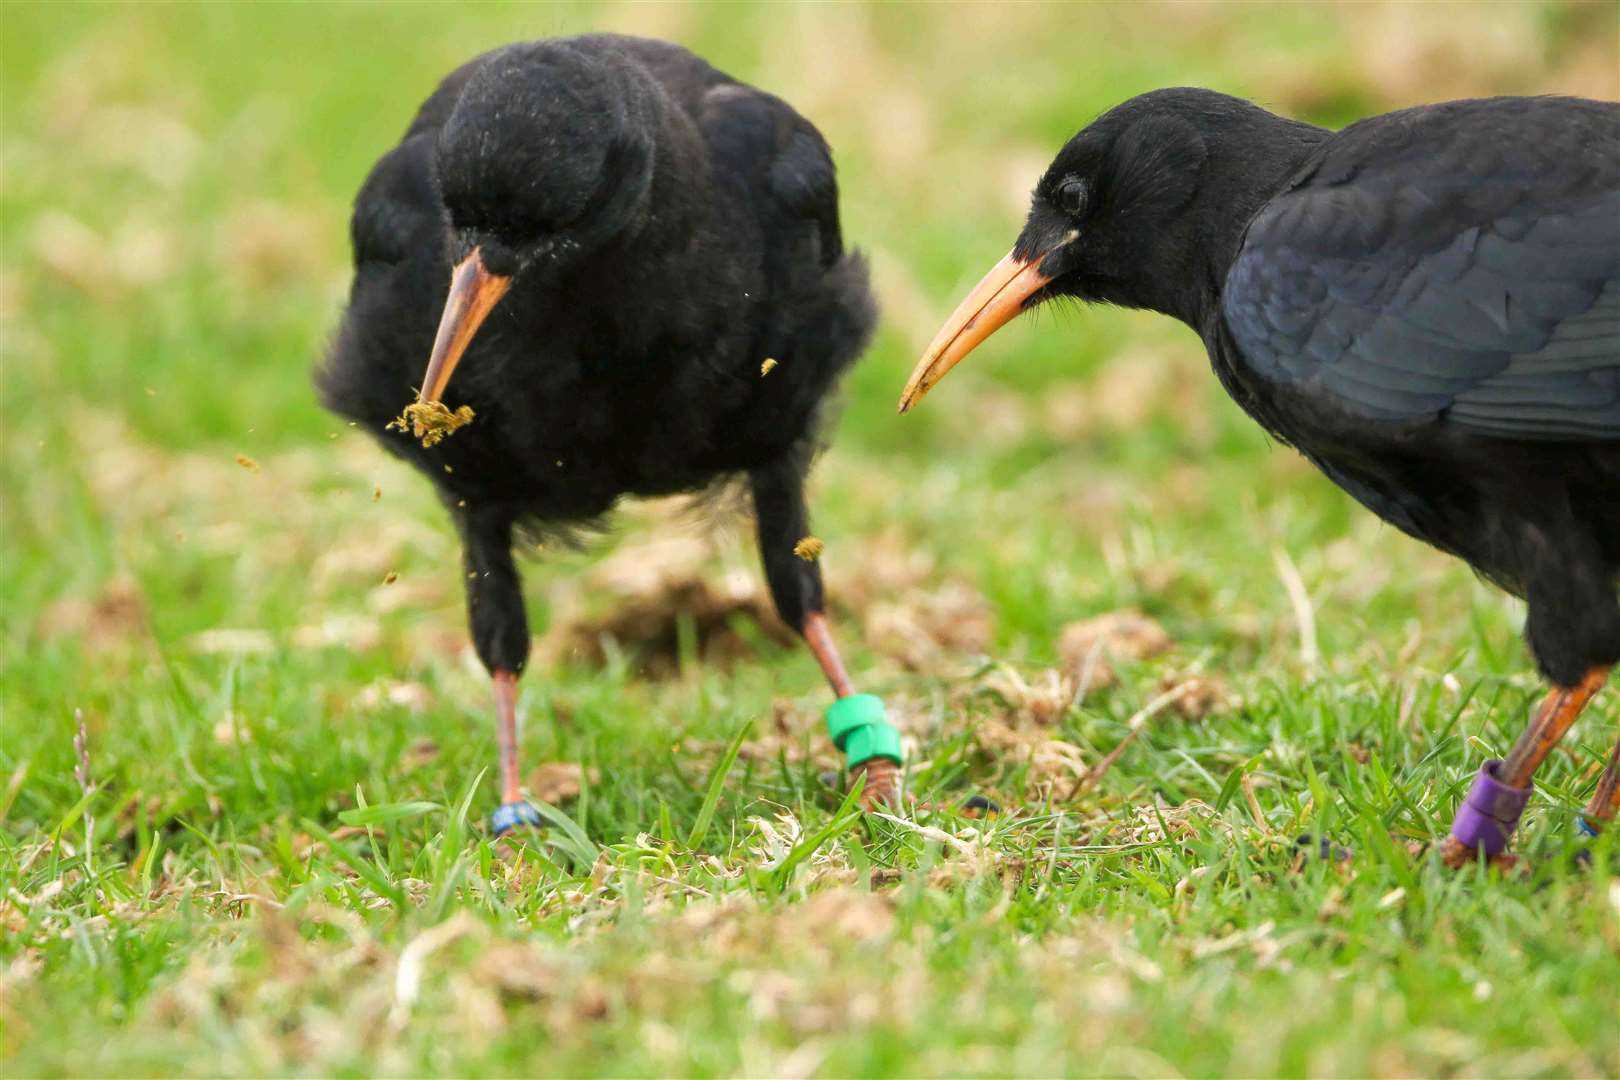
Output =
[{"x1": 1449, "y1": 759, "x2": 1532, "y2": 856}]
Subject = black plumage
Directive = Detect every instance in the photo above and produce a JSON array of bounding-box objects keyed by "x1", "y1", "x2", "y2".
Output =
[
  {"x1": 316, "y1": 34, "x2": 887, "y2": 828},
  {"x1": 901, "y1": 89, "x2": 1619, "y2": 862}
]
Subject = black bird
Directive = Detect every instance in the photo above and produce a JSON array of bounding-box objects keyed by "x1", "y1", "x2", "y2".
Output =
[
  {"x1": 317, "y1": 34, "x2": 903, "y2": 832},
  {"x1": 900, "y1": 90, "x2": 1619, "y2": 865}
]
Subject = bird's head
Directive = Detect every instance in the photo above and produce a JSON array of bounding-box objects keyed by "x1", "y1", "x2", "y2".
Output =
[
  {"x1": 415, "y1": 41, "x2": 660, "y2": 404},
  {"x1": 900, "y1": 88, "x2": 1315, "y2": 413}
]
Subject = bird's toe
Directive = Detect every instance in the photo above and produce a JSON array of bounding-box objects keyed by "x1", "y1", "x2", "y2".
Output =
[
  {"x1": 1292, "y1": 833, "x2": 1353, "y2": 869},
  {"x1": 851, "y1": 757, "x2": 904, "y2": 811},
  {"x1": 1438, "y1": 835, "x2": 1529, "y2": 875},
  {"x1": 960, "y1": 793, "x2": 1001, "y2": 818}
]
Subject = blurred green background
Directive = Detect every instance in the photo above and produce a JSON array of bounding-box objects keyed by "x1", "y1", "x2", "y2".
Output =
[{"x1": 3, "y1": 3, "x2": 1617, "y2": 1077}]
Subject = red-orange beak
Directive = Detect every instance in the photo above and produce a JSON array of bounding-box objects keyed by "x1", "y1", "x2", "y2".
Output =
[
  {"x1": 416, "y1": 248, "x2": 513, "y2": 404},
  {"x1": 898, "y1": 250, "x2": 1054, "y2": 413}
]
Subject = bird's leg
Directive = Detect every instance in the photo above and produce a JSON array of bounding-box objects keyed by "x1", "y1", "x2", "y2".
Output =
[
  {"x1": 750, "y1": 456, "x2": 902, "y2": 809},
  {"x1": 493, "y1": 669, "x2": 523, "y2": 806},
  {"x1": 802, "y1": 610, "x2": 901, "y2": 806},
  {"x1": 1443, "y1": 665, "x2": 1609, "y2": 868},
  {"x1": 458, "y1": 507, "x2": 541, "y2": 836},
  {"x1": 802, "y1": 609, "x2": 855, "y2": 698},
  {"x1": 1579, "y1": 737, "x2": 1620, "y2": 836}
]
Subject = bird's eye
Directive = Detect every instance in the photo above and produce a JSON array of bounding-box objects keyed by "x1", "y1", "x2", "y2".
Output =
[{"x1": 1056, "y1": 178, "x2": 1089, "y2": 217}]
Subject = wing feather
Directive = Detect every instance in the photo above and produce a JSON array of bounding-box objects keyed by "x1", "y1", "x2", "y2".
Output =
[{"x1": 1226, "y1": 193, "x2": 1619, "y2": 440}]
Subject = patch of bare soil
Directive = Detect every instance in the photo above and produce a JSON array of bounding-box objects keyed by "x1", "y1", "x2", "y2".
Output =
[{"x1": 539, "y1": 535, "x2": 792, "y2": 675}]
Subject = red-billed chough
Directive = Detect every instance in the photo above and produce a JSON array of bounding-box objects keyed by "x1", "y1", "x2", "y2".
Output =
[
  {"x1": 317, "y1": 34, "x2": 902, "y2": 833},
  {"x1": 901, "y1": 90, "x2": 1619, "y2": 866}
]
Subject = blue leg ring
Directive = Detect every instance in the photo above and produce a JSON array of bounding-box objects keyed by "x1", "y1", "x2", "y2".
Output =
[{"x1": 490, "y1": 801, "x2": 544, "y2": 836}]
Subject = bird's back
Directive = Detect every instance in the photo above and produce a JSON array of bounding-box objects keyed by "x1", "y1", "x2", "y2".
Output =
[
  {"x1": 316, "y1": 35, "x2": 874, "y2": 525},
  {"x1": 1218, "y1": 95, "x2": 1620, "y2": 600}
]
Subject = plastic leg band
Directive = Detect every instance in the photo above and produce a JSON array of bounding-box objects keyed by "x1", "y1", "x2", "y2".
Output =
[
  {"x1": 1449, "y1": 759, "x2": 1532, "y2": 856},
  {"x1": 825, "y1": 693, "x2": 903, "y2": 769},
  {"x1": 490, "y1": 801, "x2": 543, "y2": 836}
]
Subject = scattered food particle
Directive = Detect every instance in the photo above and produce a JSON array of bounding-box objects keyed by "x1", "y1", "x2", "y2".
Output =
[
  {"x1": 386, "y1": 400, "x2": 475, "y2": 447},
  {"x1": 383, "y1": 571, "x2": 399, "y2": 585},
  {"x1": 443, "y1": 464, "x2": 453, "y2": 473},
  {"x1": 372, "y1": 485, "x2": 381, "y2": 502},
  {"x1": 235, "y1": 454, "x2": 259, "y2": 472},
  {"x1": 793, "y1": 536, "x2": 824, "y2": 561},
  {"x1": 760, "y1": 358, "x2": 777, "y2": 376},
  {"x1": 457, "y1": 500, "x2": 467, "y2": 507}
]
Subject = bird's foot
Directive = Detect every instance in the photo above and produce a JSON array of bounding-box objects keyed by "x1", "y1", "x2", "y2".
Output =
[
  {"x1": 489, "y1": 800, "x2": 543, "y2": 837},
  {"x1": 826, "y1": 694, "x2": 906, "y2": 811},
  {"x1": 1439, "y1": 759, "x2": 1531, "y2": 874},
  {"x1": 960, "y1": 793, "x2": 1001, "y2": 819},
  {"x1": 851, "y1": 757, "x2": 903, "y2": 810},
  {"x1": 1291, "y1": 833, "x2": 1353, "y2": 871},
  {"x1": 1438, "y1": 835, "x2": 1528, "y2": 875}
]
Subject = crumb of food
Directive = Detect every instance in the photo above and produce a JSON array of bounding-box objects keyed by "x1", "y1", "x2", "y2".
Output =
[
  {"x1": 372, "y1": 485, "x2": 381, "y2": 502},
  {"x1": 760, "y1": 358, "x2": 778, "y2": 376},
  {"x1": 235, "y1": 454, "x2": 259, "y2": 472},
  {"x1": 793, "y1": 536, "x2": 824, "y2": 562},
  {"x1": 457, "y1": 500, "x2": 466, "y2": 507},
  {"x1": 443, "y1": 464, "x2": 453, "y2": 473},
  {"x1": 386, "y1": 400, "x2": 475, "y2": 447},
  {"x1": 383, "y1": 571, "x2": 399, "y2": 585}
]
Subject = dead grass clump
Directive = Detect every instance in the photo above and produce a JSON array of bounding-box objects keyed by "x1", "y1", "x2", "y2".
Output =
[
  {"x1": 823, "y1": 528, "x2": 936, "y2": 614},
  {"x1": 863, "y1": 580, "x2": 994, "y2": 671},
  {"x1": 1057, "y1": 608, "x2": 1172, "y2": 691},
  {"x1": 1163, "y1": 673, "x2": 1231, "y2": 721},
  {"x1": 980, "y1": 666, "x2": 1071, "y2": 725},
  {"x1": 38, "y1": 577, "x2": 149, "y2": 652},
  {"x1": 541, "y1": 536, "x2": 791, "y2": 674},
  {"x1": 525, "y1": 762, "x2": 598, "y2": 805},
  {"x1": 353, "y1": 680, "x2": 433, "y2": 714}
]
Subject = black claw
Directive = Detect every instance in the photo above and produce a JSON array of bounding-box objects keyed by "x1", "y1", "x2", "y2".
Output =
[
  {"x1": 962, "y1": 794, "x2": 1000, "y2": 815},
  {"x1": 1295, "y1": 833, "x2": 1352, "y2": 862}
]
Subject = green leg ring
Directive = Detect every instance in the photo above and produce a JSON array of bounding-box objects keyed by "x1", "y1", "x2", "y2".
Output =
[{"x1": 825, "y1": 693, "x2": 904, "y2": 767}]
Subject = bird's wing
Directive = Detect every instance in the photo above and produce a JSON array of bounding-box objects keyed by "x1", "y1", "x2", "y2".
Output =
[
  {"x1": 701, "y1": 84, "x2": 844, "y2": 268},
  {"x1": 349, "y1": 132, "x2": 443, "y2": 271},
  {"x1": 1222, "y1": 100, "x2": 1620, "y2": 441}
]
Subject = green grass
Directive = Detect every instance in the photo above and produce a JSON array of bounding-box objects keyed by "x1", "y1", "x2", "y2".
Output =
[{"x1": 3, "y1": 2, "x2": 1618, "y2": 1076}]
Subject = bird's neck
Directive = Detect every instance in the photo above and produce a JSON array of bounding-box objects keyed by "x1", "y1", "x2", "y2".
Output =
[{"x1": 1173, "y1": 116, "x2": 1331, "y2": 335}]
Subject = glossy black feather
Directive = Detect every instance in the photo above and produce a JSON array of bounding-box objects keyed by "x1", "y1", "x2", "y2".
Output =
[
  {"x1": 1017, "y1": 90, "x2": 1620, "y2": 688},
  {"x1": 1224, "y1": 98, "x2": 1620, "y2": 439},
  {"x1": 315, "y1": 34, "x2": 874, "y2": 675}
]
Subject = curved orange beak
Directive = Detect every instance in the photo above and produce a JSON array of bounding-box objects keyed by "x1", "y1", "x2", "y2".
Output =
[
  {"x1": 416, "y1": 249, "x2": 512, "y2": 404},
  {"x1": 898, "y1": 250, "x2": 1053, "y2": 414}
]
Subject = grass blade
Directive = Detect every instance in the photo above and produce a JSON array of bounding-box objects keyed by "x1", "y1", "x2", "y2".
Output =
[{"x1": 686, "y1": 718, "x2": 751, "y2": 850}]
